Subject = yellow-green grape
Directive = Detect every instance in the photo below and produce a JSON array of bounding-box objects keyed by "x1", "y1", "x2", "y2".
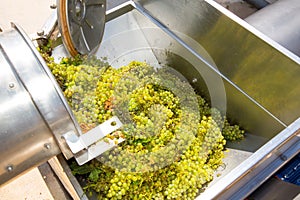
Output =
[
  {"x1": 40, "y1": 50, "x2": 245, "y2": 200},
  {"x1": 208, "y1": 107, "x2": 244, "y2": 141},
  {"x1": 221, "y1": 118, "x2": 245, "y2": 141},
  {"x1": 197, "y1": 95, "x2": 211, "y2": 118}
]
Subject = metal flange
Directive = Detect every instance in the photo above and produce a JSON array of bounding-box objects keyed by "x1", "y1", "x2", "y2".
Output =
[{"x1": 57, "y1": 0, "x2": 106, "y2": 56}]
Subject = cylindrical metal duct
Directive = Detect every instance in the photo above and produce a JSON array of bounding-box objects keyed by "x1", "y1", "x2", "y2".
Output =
[
  {"x1": 245, "y1": 0, "x2": 300, "y2": 57},
  {"x1": 0, "y1": 23, "x2": 80, "y2": 185}
]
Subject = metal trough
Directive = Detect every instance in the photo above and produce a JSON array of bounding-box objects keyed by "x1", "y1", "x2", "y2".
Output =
[
  {"x1": 0, "y1": 0, "x2": 299, "y2": 199},
  {"x1": 51, "y1": 0, "x2": 300, "y2": 199}
]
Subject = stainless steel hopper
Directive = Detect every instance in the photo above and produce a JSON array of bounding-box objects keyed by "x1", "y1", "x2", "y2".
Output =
[
  {"x1": 0, "y1": 0, "x2": 300, "y2": 199},
  {"x1": 51, "y1": 0, "x2": 300, "y2": 199}
]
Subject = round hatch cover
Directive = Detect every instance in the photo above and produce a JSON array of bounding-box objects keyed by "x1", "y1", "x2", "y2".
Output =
[{"x1": 58, "y1": 0, "x2": 106, "y2": 56}]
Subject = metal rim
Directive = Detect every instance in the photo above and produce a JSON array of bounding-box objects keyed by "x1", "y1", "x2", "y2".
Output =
[
  {"x1": 11, "y1": 22, "x2": 82, "y2": 158},
  {"x1": 58, "y1": 0, "x2": 78, "y2": 56},
  {"x1": 58, "y1": 0, "x2": 106, "y2": 56}
]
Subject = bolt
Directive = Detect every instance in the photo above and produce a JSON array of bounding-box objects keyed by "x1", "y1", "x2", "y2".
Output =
[
  {"x1": 50, "y1": 4, "x2": 57, "y2": 9},
  {"x1": 8, "y1": 82, "x2": 15, "y2": 89},
  {"x1": 7, "y1": 165, "x2": 13, "y2": 172},
  {"x1": 280, "y1": 154, "x2": 287, "y2": 161},
  {"x1": 37, "y1": 30, "x2": 44, "y2": 37},
  {"x1": 111, "y1": 121, "x2": 117, "y2": 126},
  {"x1": 44, "y1": 143, "x2": 51, "y2": 149}
]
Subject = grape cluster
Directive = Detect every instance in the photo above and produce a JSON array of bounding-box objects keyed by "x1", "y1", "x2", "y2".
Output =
[{"x1": 40, "y1": 50, "x2": 244, "y2": 199}]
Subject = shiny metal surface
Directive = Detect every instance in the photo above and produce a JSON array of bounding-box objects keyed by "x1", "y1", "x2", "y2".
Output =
[
  {"x1": 57, "y1": 0, "x2": 106, "y2": 56},
  {"x1": 246, "y1": 0, "x2": 300, "y2": 57},
  {"x1": 36, "y1": 10, "x2": 58, "y2": 40},
  {"x1": 54, "y1": 0, "x2": 291, "y2": 146},
  {"x1": 63, "y1": 116, "x2": 124, "y2": 165},
  {"x1": 130, "y1": 1, "x2": 286, "y2": 140},
  {"x1": 133, "y1": 0, "x2": 300, "y2": 134},
  {"x1": 51, "y1": 1, "x2": 300, "y2": 198},
  {"x1": 0, "y1": 24, "x2": 80, "y2": 185},
  {"x1": 198, "y1": 118, "x2": 300, "y2": 200}
]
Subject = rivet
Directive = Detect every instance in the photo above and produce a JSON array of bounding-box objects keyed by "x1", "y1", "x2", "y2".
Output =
[
  {"x1": 44, "y1": 143, "x2": 51, "y2": 149},
  {"x1": 8, "y1": 82, "x2": 15, "y2": 89},
  {"x1": 7, "y1": 165, "x2": 13, "y2": 172}
]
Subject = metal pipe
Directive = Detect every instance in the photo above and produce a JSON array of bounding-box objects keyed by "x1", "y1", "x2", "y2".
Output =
[
  {"x1": 0, "y1": 23, "x2": 80, "y2": 185},
  {"x1": 244, "y1": 0, "x2": 269, "y2": 9},
  {"x1": 245, "y1": 0, "x2": 300, "y2": 57}
]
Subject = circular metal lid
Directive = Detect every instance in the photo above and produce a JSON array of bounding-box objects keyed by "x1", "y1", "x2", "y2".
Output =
[{"x1": 57, "y1": 0, "x2": 106, "y2": 56}]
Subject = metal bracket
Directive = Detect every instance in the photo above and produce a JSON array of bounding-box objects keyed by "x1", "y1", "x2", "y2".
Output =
[{"x1": 63, "y1": 116, "x2": 124, "y2": 165}]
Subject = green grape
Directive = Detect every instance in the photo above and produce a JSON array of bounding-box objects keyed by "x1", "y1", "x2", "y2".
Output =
[
  {"x1": 39, "y1": 49, "x2": 245, "y2": 200},
  {"x1": 221, "y1": 118, "x2": 245, "y2": 141}
]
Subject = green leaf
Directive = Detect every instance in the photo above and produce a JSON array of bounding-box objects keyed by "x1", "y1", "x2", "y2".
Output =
[
  {"x1": 70, "y1": 162, "x2": 93, "y2": 175},
  {"x1": 89, "y1": 169, "x2": 102, "y2": 182}
]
